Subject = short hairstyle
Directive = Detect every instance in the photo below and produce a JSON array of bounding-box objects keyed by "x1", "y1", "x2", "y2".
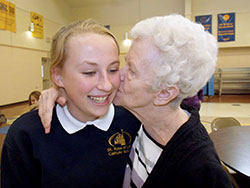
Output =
[
  {"x1": 50, "y1": 19, "x2": 119, "y2": 81},
  {"x1": 28, "y1": 91, "x2": 41, "y2": 105},
  {"x1": 130, "y1": 14, "x2": 218, "y2": 108}
]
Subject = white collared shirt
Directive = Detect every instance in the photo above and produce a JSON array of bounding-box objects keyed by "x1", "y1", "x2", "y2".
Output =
[{"x1": 56, "y1": 104, "x2": 114, "y2": 134}]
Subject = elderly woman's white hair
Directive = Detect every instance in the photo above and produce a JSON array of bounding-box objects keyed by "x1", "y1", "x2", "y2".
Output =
[{"x1": 130, "y1": 14, "x2": 218, "y2": 108}]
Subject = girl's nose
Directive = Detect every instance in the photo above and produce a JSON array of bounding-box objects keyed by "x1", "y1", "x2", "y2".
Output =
[{"x1": 97, "y1": 73, "x2": 113, "y2": 91}]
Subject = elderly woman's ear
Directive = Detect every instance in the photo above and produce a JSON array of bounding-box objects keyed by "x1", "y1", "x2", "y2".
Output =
[{"x1": 153, "y1": 86, "x2": 179, "y2": 106}]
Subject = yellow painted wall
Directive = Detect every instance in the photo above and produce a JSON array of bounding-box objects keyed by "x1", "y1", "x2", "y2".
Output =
[
  {"x1": 191, "y1": 0, "x2": 250, "y2": 68},
  {"x1": 0, "y1": 0, "x2": 72, "y2": 105},
  {"x1": 0, "y1": 45, "x2": 47, "y2": 104},
  {"x1": 218, "y1": 47, "x2": 250, "y2": 68},
  {"x1": 1, "y1": 0, "x2": 250, "y2": 105},
  {"x1": 72, "y1": 0, "x2": 185, "y2": 25},
  {"x1": 72, "y1": 0, "x2": 185, "y2": 68}
]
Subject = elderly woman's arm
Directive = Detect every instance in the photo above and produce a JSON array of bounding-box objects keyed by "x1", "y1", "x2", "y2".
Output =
[{"x1": 38, "y1": 87, "x2": 67, "y2": 133}]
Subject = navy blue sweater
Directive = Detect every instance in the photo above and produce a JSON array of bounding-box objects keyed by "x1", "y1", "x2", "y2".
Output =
[
  {"x1": 1, "y1": 106, "x2": 140, "y2": 188},
  {"x1": 142, "y1": 104, "x2": 233, "y2": 188}
]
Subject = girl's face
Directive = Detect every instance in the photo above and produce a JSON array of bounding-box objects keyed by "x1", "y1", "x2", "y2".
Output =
[
  {"x1": 53, "y1": 33, "x2": 120, "y2": 122},
  {"x1": 30, "y1": 95, "x2": 39, "y2": 105}
]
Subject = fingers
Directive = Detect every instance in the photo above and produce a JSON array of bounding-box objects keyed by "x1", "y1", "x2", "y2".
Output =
[
  {"x1": 57, "y1": 87, "x2": 67, "y2": 106},
  {"x1": 38, "y1": 104, "x2": 52, "y2": 134},
  {"x1": 57, "y1": 97, "x2": 67, "y2": 106},
  {"x1": 45, "y1": 127, "x2": 50, "y2": 134},
  {"x1": 39, "y1": 110, "x2": 52, "y2": 134},
  {"x1": 38, "y1": 87, "x2": 59, "y2": 134}
]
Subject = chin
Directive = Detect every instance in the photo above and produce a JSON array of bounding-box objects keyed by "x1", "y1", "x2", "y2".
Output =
[{"x1": 93, "y1": 108, "x2": 109, "y2": 118}]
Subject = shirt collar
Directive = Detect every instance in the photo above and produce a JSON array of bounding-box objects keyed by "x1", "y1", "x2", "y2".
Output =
[{"x1": 56, "y1": 104, "x2": 114, "y2": 134}]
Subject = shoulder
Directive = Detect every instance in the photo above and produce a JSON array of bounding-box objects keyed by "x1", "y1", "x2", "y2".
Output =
[
  {"x1": 170, "y1": 104, "x2": 211, "y2": 147},
  {"x1": 112, "y1": 105, "x2": 141, "y2": 133},
  {"x1": 163, "y1": 106, "x2": 219, "y2": 164},
  {"x1": 8, "y1": 110, "x2": 41, "y2": 133},
  {"x1": 3, "y1": 110, "x2": 41, "y2": 152},
  {"x1": 113, "y1": 105, "x2": 140, "y2": 123},
  {"x1": 170, "y1": 123, "x2": 217, "y2": 163},
  {"x1": 5, "y1": 109, "x2": 55, "y2": 147},
  {"x1": 114, "y1": 105, "x2": 132, "y2": 116}
]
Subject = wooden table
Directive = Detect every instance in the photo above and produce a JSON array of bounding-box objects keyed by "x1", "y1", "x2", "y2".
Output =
[{"x1": 210, "y1": 126, "x2": 250, "y2": 177}]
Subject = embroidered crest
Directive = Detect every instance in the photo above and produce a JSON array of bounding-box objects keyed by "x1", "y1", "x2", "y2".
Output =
[{"x1": 107, "y1": 129, "x2": 132, "y2": 156}]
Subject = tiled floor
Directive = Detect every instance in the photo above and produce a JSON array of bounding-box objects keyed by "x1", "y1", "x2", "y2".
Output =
[
  {"x1": 200, "y1": 96, "x2": 250, "y2": 186},
  {"x1": 200, "y1": 102, "x2": 250, "y2": 133}
]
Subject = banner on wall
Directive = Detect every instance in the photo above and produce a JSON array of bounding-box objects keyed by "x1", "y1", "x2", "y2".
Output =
[
  {"x1": 217, "y1": 12, "x2": 235, "y2": 42},
  {"x1": 0, "y1": 0, "x2": 16, "y2": 32},
  {"x1": 30, "y1": 11, "x2": 44, "y2": 39},
  {"x1": 195, "y1": 15, "x2": 212, "y2": 33}
]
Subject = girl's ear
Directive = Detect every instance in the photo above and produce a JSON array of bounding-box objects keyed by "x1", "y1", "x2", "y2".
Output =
[
  {"x1": 51, "y1": 67, "x2": 64, "y2": 87},
  {"x1": 153, "y1": 86, "x2": 179, "y2": 106}
]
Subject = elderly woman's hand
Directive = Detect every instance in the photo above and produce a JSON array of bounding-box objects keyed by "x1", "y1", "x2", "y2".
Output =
[{"x1": 38, "y1": 87, "x2": 67, "y2": 134}]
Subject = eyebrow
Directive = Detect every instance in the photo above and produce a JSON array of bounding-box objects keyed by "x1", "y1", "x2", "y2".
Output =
[
  {"x1": 110, "y1": 61, "x2": 120, "y2": 66},
  {"x1": 81, "y1": 60, "x2": 120, "y2": 66}
]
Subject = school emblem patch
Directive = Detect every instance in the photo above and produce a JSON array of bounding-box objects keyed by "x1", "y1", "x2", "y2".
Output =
[{"x1": 107, "y1": 129, "x2": 132, "y2": 156}]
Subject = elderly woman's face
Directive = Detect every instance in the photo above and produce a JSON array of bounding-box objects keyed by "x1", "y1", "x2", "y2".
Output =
[{"x1": 114, "y1": 38, "x2": 157, "y2": 112}]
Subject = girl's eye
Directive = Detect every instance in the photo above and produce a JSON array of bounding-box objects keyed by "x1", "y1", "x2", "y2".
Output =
[
  {"x1": 109, "y1": 68, "x2": 119, "y2": 73},
  {"x1": 82, "y1": 72, "x2": 96, "y2": 76}
]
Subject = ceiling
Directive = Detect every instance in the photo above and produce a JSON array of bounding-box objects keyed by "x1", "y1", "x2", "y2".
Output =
[{"x1": 64, "y1": 0, "x2": 118, "y2": 7}]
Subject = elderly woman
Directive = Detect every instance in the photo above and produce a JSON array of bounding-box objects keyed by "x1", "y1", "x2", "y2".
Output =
[
  {"x1": 117, "y1": 15, "x2": 233, "y2": 188},
  {"x1": 38, "y1": 15, "x2": 233, "y2": 187}
]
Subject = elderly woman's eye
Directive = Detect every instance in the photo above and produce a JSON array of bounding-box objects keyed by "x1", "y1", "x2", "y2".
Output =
[
  {"x1": 129, "y1": 68, "x2": 135, "y2": 74},
  {"x1": 82, "y1": 71, "x2": 96, "y2": 76}
]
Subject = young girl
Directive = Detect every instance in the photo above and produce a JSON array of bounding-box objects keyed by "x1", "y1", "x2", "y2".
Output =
[
  {"x1": 1, "y1": 19, "x2": 140, "y2": 188},
  {"x1": 28, "y1": 91, "x2": 41, "y2": 106}
]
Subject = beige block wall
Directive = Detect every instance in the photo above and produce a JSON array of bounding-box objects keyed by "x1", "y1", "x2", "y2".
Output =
[
  {"x1": 72, "y1": 0, "x2": 185, "y2": 25},
  {"x1": 0, "y1": 45, "x2": 47, "y2": 105},
  {"x1": 0, "y1": 0, "x2": 72, "y2": 105},
  {"x1": 218, "y1": 47, "x2": 250, "y2": 68},
  {"x1": 72, "y1": 0, "x2": 185, "y2": 68},
  {"x1": 13, "y1": 0, "x2": 73, "y2": 25},
  {"x1": 1, "y1": 0, "x2": 250, "y2": 105},
  {"x1": 191, "y1": 0, "x2": 250, "y2": 68}
]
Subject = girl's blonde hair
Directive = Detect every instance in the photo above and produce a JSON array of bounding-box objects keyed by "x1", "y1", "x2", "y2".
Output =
[{"x1": 50, "y1": 19, "x2": 119, "y2": 80}]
